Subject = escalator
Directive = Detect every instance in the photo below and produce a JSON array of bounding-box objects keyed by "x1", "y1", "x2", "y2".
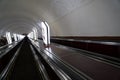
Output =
[
  {"x1": 0, "y1": 37, "x2": 70, "y2": 80},
  {"x1": 1, "y1": 37, "x2": 120, "y2": 80},
  {"x1": 7, "y1": 38, "x2": 42, "y2": 80}
]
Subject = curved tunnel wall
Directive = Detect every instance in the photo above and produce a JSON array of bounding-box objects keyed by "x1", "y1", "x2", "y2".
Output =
[
  {"x1": 0, "y1": 0, "x2": 120, "y2": 37},
  {"x1": 49, "y1": 0, "x2": 120, "y2": 36}
]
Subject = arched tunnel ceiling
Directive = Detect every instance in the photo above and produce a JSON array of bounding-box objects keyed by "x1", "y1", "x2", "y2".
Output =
[
  {"x1": 0, "y1": 15, "x2": 41, "y2": 34},
  {"x1": 0, "y1": 0, "x2": 120, "y2": 36},
  {"x1": 0, "y1": 0, "x2": 94, "y2": 35}
]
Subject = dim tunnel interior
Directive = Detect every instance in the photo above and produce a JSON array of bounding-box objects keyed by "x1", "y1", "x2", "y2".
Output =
[{"x1": 0, "y1": 0, "x2": 120, "y2": 80}]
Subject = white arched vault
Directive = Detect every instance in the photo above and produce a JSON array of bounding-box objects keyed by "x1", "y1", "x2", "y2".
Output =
[
  {"x1": 0, "y1": 13, "x2": 50, "y2": 46},
  {"x1": 1, "y1": 0, "x2": 119, "y2": 46}
]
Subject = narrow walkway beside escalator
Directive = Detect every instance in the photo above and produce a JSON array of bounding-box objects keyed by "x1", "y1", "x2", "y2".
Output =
[{"x1": 8, "y1": 38, "x2": 42, "y2": 80}]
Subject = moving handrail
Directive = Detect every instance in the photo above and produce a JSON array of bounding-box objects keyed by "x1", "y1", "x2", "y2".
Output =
[
  {"x1": 0, "y1": 41, "x2": 20, "y2": 50},
  {"x1": 0, "y1": 44, "x2": 22, "y2": 79},
  {"x1": 0, "y1": 40, "x2": 21, "y2": 57},
  {"x1": 73, "y1": 47, "x2": 120, "y2": 68},
  {"x1": 0, "y1": 39, "x2": 24, "y2": 79},
  {"x1": 30, "y1": 45, "x2": 50, "y2": 80},
  {"x1": 51, "y1": 38, "x2": 120, "y2": 45}
]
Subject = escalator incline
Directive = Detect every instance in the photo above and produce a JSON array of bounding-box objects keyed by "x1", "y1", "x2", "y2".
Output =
[{"x1": 8, "y1": 39, "x2": 42, "y2": 80}]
